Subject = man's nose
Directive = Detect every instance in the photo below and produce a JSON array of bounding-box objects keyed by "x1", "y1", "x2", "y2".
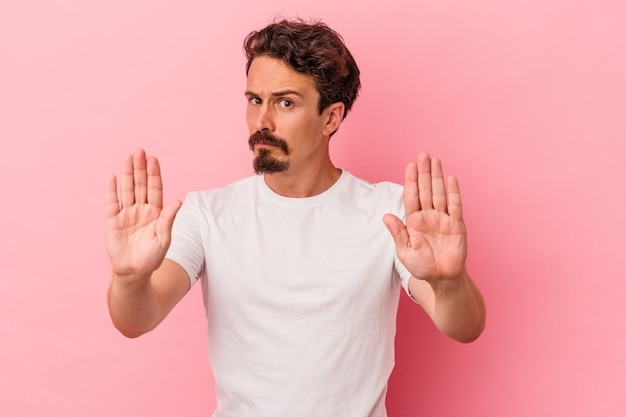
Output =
[{"x1": 255, "y1": 104, "x2": 275, "y2": 132}]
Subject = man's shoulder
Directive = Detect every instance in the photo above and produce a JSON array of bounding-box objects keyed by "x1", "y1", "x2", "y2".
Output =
[
  {"x1": 183, "y1": 175, "x2": 260, "y2": 208},
  {"x1": 342, "y1": 171, "x2": 403, "y2": 198},
  {"x1": 189, "y1": 175, "x2": 258, "y2": 196},
  {"x1": 338, "y1": 171, "x2": 404, "y2": 216}
]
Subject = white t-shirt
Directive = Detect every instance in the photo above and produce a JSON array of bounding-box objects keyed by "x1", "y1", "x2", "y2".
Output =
[{"x1": 166, "y1": 170, "x2": 412, "y2": 417}]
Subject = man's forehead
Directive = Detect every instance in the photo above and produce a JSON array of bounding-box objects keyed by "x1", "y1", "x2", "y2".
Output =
[{"x1": 246, "y1": 56, "x2": 316, "y2": 95}]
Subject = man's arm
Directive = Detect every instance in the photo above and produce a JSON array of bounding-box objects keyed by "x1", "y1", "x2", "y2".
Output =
[
  {"x1": 408, "y1": 272, "x2": 485, "y2": 343},
  {"x1": 384, "y1": 153, "x2": 486, "y2": 343},
  {"x1": 105, "y1": 149, "x2": 186, "y2": 338},
  {"x1": 108, "y1": 259, "x2": 190, "y2": 338}
]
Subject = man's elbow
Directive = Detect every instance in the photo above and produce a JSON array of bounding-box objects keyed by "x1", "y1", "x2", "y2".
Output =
[
  {"x1": 112, "y1": 321, "x2": 153, "y2": 338},
  {"x1": 453, "y1": 328, "x2": 483, "y2": 344},
  {"x1": 446, "y1": 314, "x2": 486, "y2": 343}
]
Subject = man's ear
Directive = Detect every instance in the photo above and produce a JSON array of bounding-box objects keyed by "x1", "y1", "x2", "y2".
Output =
[{"x1": 322, "y1": 102, "x2": 345, "y2": 136}]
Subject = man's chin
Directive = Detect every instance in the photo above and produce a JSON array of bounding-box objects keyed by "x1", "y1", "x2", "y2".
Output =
[{"x1": 252, "y1": 156, "x2": 289, "y2": 174}]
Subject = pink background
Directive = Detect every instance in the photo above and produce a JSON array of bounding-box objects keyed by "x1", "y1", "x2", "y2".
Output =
[{"x1": 1, "y1": 0, "x2": 625, "y2": 416}]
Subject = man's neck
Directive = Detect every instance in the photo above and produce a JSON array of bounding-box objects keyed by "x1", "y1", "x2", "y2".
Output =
[{"x1": 263, "y1": 164, "x2": 342, "y2": 198}]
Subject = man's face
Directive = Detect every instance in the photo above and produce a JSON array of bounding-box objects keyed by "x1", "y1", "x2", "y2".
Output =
[{"x1": 245, "y1": 56, "x2": 330, "y2": 175}]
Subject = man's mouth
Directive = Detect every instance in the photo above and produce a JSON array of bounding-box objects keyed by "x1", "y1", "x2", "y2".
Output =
[
  {"x1": 248, "y1": 131, "x2": 290, "y2": 154},
  {"x1": 255, "y1": 142, "x2": 276, "y2": 149}
]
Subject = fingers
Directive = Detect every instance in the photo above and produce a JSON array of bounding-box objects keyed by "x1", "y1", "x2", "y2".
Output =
[
  {"x1": 133, "y1": 149, "x2": 148, "y2": 205},
  {"x1": 416, "y1": 153, "x2": 446, "y2": 212},
  {"x1": 146, "y1": 156, "x2": 164, "y2": 208},
  {"x1": 408, "y1": 152, "x2": 462, "y2": 217},
  {"x1": 156, "y1": 199, "x2": 183, "y2": 244},
  {"x1": 416, "y1": 153, "x2": 433, "y2": 210},
  {"x1": 430, "y1": 157, "x2": 447, "y2": 212},
  {"x1": 120, "y1": 153, "x2": 135, "y2": 207},
  {"x1": 447, "y1": 175, "x2": 463, "y2": 220},
  {"x1": 403, "y1": 162, "x2": 420, "y2": 215},
  {"x1": 104, "y1": 174, "x2": 120, "y2": 219},
  {"x1": 115, "y1": 148, "x2": 164, "y2": 210},
  {"x1": 383, "y1": 213, "x2": 409, "y2": 250}
]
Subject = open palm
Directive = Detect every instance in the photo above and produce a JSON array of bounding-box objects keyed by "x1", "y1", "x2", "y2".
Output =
[
  {"x1": 105, "y1": 149, "x2": 181, "y2": 278},
  {"x1": 384, "y1": 153, "x2": 467, "y2": 283}
]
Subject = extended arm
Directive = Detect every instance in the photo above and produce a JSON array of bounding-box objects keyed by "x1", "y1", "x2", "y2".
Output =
[
  {"x1": 105, "y1": 149, "x2": 188, "y2": 338},
  {"x1": 407, "y1": 271, "x2": 485, "y2": 343},
  {"x1": 107, "y1": 259, "x2": 190, "y2": 338},
  {"x1": 384, "y1": 153, "x2": 485, "y2": 343}
]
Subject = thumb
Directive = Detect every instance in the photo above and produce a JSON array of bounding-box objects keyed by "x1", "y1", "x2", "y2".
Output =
[
  {"x1": 156, "y1": 199, "x2": 182, "y2": 246},
  {"x1": 383, "y1": 213, "x2": 409, "y2": 251}
]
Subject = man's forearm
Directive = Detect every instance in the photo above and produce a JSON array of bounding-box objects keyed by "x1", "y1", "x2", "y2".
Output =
[
  {"x1": 107, "y1": 273, "x2": 161, "y2": 338},
  {"x1": 429, "y1": 272, "x2": 486, "y2": 343}
]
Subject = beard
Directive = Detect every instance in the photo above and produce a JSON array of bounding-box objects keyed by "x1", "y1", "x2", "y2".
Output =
[
  {"x1": 253, "y1": 149, "x2": 289, "y2": 174},
  {"x1": 248, "y1": 130, "x2": 290, "y2": 174}
]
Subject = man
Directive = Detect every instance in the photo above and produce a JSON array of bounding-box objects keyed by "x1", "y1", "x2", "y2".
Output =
[{"x1": 105, "y1": 19, "x2": 485, "y2": 417}]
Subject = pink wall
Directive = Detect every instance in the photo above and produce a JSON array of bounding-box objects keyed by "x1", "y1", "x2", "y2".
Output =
[{"x1": 1, "y1": 1, "x2": 624, "y2": 416}]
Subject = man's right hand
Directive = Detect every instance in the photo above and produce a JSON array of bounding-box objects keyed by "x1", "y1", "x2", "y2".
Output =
[{"x1": 105, "y1": 148, "x2": 182, "y2": 280}]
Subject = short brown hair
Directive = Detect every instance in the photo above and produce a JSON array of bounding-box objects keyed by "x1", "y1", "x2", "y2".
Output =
[{"x1": 243, "y1": 19, "x2": 361, "y2": 120}]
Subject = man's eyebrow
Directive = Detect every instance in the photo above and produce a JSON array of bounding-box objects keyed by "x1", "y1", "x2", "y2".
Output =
[
  {"x1": 272, "y1": 89, "x2": 303, "y2": 98},
  {"x1": 245, "y1": 89, "x2": 303, "y2": 98}
]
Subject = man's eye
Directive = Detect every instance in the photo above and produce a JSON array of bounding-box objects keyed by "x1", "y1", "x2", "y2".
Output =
[
  {"x1": 280, "y1": 99, "x2": 294, "y2": 108},
  {"x1": 250, "y1": 97, "x2": 261, "y2": 105}
]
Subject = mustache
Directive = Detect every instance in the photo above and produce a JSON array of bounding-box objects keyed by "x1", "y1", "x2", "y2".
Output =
[{"x1": 248, "y1": 130, "x2": 290, "y2": 154}]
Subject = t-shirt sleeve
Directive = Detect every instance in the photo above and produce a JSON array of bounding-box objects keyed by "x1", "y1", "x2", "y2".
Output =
[
  {"x1": 382, "y1": 182, "x2": 417, "y2": 302},
  {"x1": 394, "y1": 255, "x2": 416, "y2": 301},
  {"x1": 165, "y1": 193, "x2": 206, "y2": 287}
]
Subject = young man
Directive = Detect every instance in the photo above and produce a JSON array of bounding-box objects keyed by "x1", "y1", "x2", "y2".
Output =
[{"x1": 105, "y1": 19, "x2": 485, "y2": 417}]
